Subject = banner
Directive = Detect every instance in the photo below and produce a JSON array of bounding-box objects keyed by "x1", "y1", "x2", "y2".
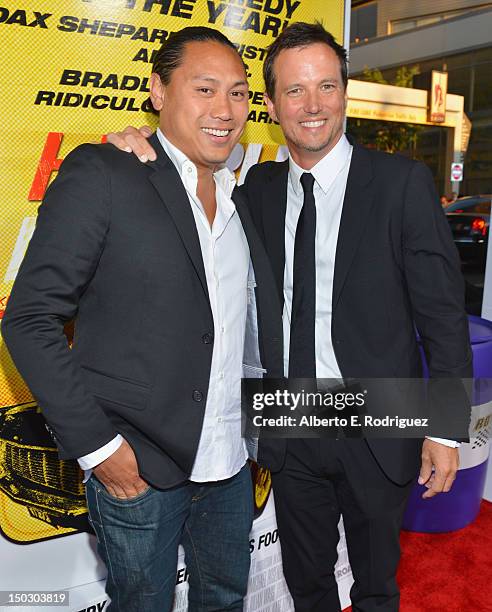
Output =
[
  {"x1": 0, "y1": 0, "x2": 348, "y2": 608},
  {"x1": 429, "y1": 70, "x2": 448, "y2": 123}
]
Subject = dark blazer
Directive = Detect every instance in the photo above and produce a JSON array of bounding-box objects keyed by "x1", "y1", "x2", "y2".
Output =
[
  {"x1": 2, "y1": 133, "x2": 283, "y2": 489},
  {"x1": 241, "y1": 135, "x2": 473, "y2": 484}
]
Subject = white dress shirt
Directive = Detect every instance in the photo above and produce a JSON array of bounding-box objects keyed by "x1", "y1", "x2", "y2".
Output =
[
  {"x1": 283, "y1": 134, "x2": 458, "y2": 448},
  {"x1": 283, "y1": 133, "x2": 351, "y2": 380},
  {"x1": 78, "y1": 129, "x2": 251, "y2": 480}
]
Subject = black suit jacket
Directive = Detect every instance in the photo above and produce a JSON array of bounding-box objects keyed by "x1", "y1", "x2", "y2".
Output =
[
  {"x1": 242, "y1": 136, "x2": 473, "y2": 484},
  {"x1": 2, "y1": 134, "x2": 283, "y2": 489}
]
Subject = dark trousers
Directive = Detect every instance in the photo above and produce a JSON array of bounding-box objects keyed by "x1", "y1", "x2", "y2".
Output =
[
  {"x1": 86, "y1": 463, "x2": 253, "y2": 612},
  {"x1": 271, "y1": 439, "x2": 413, "y2": 612}
]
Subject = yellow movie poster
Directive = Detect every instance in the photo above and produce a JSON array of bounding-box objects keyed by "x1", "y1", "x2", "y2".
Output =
[{"x1": 0, "y1": 0, "x2": 346, "y2": 547}]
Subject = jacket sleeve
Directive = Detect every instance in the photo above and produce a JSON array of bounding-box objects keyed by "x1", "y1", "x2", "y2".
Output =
[
  {"x1": 1, "y1": 144, "x2": 118, "y2": 459},
  {"x1": 402, "y1": 161, "x2": 473, "y2": 379}
]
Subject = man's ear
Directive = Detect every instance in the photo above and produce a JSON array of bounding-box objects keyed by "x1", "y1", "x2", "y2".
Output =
[
  {"x1": 264, "y1": 92, "x2": 278, "y2": 123},
  {"x1": 149, "y1": 73, "x2": 165, "y2": 111}
]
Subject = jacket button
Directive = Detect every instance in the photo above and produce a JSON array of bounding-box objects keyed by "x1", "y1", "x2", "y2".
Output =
[
  {"x1": 202, "y1": 333, "x2": 214, "y2": 344},
  {"x1": 192, "y1": 390, "x2": 203, "y2": 402}
]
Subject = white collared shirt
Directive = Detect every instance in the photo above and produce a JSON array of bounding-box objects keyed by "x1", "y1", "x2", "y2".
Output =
[
  {"x1": 283, "y1": 133, "x2": 352, "y2": 380},
  {"x1": 78, "y1": 129, "x2": 250, "y2": 480}
]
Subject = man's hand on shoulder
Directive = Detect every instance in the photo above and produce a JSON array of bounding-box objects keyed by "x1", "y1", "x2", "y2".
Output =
[
  {"x1": 419, "y1": 438, "x2": 459, "y2": 499},
  {"x1": 93, "y1": 438, "x2": 149, "y2": 499},
  {"x1": 106, "y1": 125, "x2": 156, "y2": 162}
]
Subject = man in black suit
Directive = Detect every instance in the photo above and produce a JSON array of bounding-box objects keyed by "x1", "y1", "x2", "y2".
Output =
[
  {"x1": 105, "y1": 22, "x2": 472, "y2": 612},
  {"x1": 2, "y1": 27, "x2": 283, "y2": 612},
  {"x1": 240, "y1": 23, "x2": 471, "y2": 611}
]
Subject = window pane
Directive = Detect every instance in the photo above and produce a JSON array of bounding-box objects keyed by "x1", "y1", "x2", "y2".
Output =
[
  {"x1": 466, "y1": 202, "x2": 491, "y2": 214},
  {"x1": 391, "y1": 20, "x2": 415, "y2": 34},
  {"x1": 351, "y1": 3, "x2": 378, "y2": 41},
  {"x1": 473, "y1": 63, "x2": 492, "y2": 111}
]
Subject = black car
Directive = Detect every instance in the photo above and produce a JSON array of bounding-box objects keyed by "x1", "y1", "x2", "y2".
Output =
[{"x1": 444, "y1": 195, "x2": 491, "y2": 263}]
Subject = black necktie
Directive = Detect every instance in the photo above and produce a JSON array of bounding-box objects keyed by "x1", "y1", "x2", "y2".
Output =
[{"x1": 289, "y1": 172, "x2": 316, "y2": 379}]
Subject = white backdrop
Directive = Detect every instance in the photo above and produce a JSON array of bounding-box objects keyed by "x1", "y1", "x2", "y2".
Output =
[{"x1": 0, "y1": 491, "x2": 353, "y2": 612}]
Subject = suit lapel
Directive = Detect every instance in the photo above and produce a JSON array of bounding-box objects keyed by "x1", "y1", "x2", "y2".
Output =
[
  {"x1": 233, "y1": 187, "x2": 277, "y2": 294},
  {"x1": 332, "y1": 139, "x2": 376, "y2": 311},
  {"x1": 233, "y1": 187, "x2": 284, "y2": 374},
  {"x1": 233, "y1": 188, "x2": 262, "y2": 269},
  {"x1": 146, "y1": 134, "x2": 209, "y2": 302},
  {"x1": 260, "y1": 160, "x2": 289, "y2": 303}
]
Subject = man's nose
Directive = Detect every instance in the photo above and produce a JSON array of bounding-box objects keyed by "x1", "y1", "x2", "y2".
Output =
[
  {"x1": 303, "y1": 90, "x2": 322, "y2": 114},
  {"x1": 211, "y1": 93, "x2": 233, "y2": 121}
]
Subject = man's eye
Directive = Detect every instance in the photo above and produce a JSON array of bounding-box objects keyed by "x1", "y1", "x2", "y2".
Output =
[
  {"x1": 197, "y1": 87, "x2": 213, "y2": 94},
  {"x1": 321, "y1": 83, "x2": 336, "y2": 91},
  {"x1": 287, "y1": 88, "x2": 301, "y2": 96},
  {"x1": 231, "y1": 91, "x2": 246, "y2": 98}
]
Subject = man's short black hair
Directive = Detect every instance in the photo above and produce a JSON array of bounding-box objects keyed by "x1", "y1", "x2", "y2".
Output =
[
  {"x1": 263, "y1": 21, "x2": 348, "y2": 99},
  {"x1": 153, "y1": 26, "x2": 241, "y2": 85}
]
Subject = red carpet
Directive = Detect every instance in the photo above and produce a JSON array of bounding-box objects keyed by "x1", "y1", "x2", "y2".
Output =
[{"x1": 345, "y1": 500, "x2": 492, "y2": 611}]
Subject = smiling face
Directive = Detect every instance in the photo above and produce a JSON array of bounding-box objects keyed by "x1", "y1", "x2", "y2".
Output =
[
  {"x1": 150, "y1": 40, "x2": 249, "y2": 172},
  {"x1": 265, "y1": 42, "x2": 347, "y2": 169}
]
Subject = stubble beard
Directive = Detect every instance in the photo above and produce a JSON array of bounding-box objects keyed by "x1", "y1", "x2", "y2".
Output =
[{"x1": 290, "y1": 122, "x2": 343, "y2": 154}]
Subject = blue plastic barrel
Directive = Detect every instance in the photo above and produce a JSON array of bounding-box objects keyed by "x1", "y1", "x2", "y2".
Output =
[{"x1": 402, "y1": 315, "x2": 492, "y2": 532}]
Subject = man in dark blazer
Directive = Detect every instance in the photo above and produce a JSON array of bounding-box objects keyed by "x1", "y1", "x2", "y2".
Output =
[
  {"x1": 2, "y1": 27, "x2": 283, "y2": 612},
  {"x1": 242, "y1": 22, "x2": 472, "y2": 612},
  {"x1": 105, "y1": 22, "x2": 472, "y2": 612}
]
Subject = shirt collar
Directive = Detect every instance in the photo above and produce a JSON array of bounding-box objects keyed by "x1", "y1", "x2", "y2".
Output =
[
  {"x1": 288, "y1": 133, "x2": 352, "y2": 197},
  {"x1": 156, "y1": 128, "x2": 236, "y2": 198}
]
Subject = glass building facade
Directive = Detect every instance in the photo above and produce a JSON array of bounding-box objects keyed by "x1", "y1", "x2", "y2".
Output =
[{"x1": 350, "y1": 33, "x2": 492, "y2": 197}]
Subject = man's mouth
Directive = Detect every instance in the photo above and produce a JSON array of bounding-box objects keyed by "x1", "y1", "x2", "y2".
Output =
[
  {"x1": 300, "y1": 120, "x2": 326, "y2": 128},
  {"x1": 201, "y1": 127, "x2": 233, "y2": 138}
]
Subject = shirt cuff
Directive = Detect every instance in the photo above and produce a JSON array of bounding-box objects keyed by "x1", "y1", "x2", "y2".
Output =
[
  {"x1": 77, "y1": 434, "x2": 124, "y2": 470},
  {"x1": 426, "y1": 436, "x2": 461, "y2": 448}
]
